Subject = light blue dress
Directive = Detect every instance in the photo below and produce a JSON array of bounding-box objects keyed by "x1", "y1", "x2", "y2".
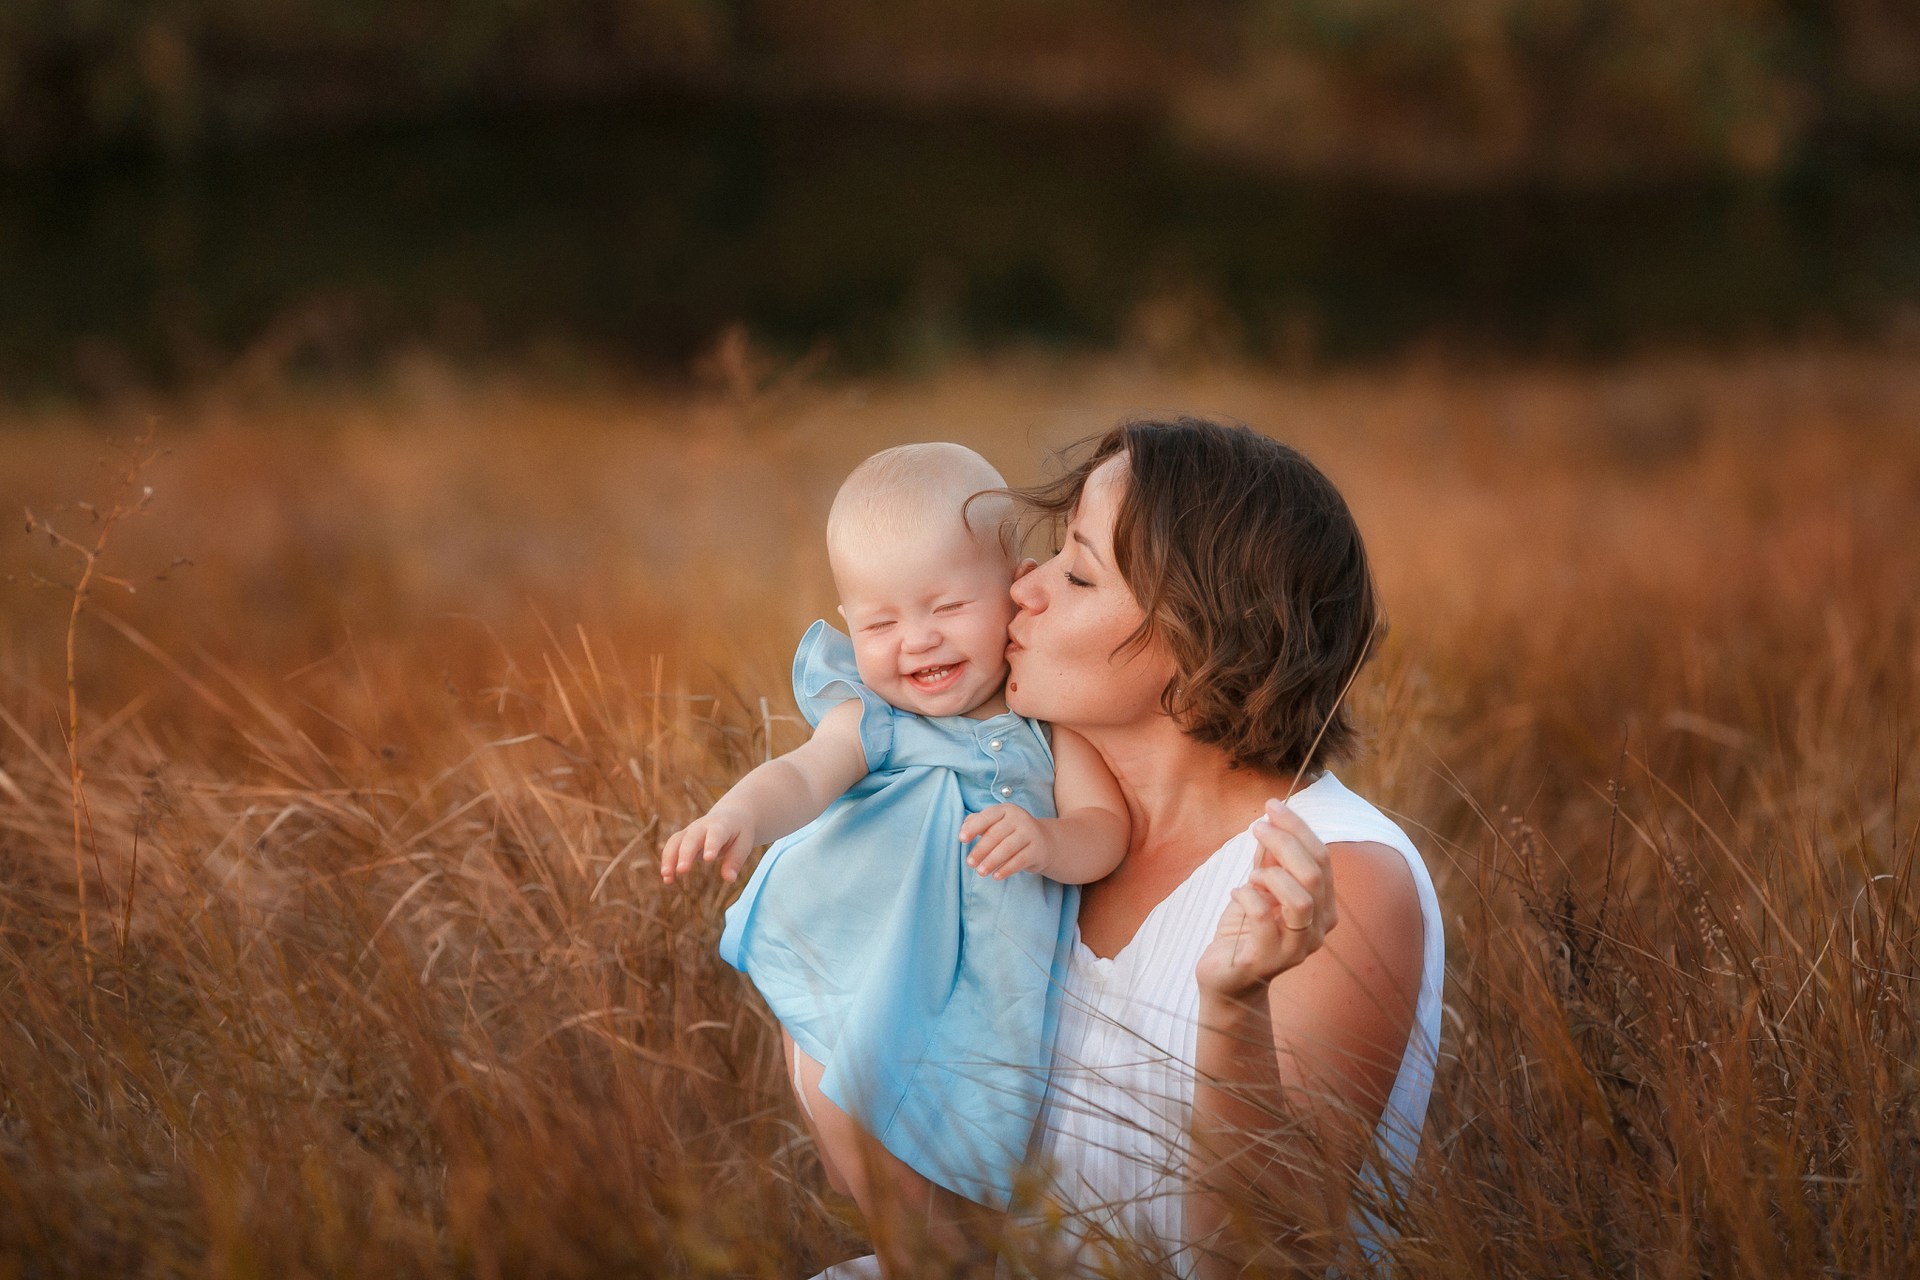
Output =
[{"x1": 719, "y1": 620, "x2": 1077, "y2": 1210}]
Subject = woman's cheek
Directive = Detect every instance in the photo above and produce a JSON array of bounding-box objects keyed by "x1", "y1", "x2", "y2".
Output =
[
  {"x1": 1009, "y1": 651, "x2": 1083, "y2": 722},
  {"x1": 1005, "y1": 679, "x2": 1031, "y2": 718},
  {"x1": 1004, "y1": 650, "x2": 1047, "y2": 717}
]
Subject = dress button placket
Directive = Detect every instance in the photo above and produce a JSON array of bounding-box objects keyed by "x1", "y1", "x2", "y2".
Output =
[{"x1": 983, "y1": 726, "x2": 1011, "y2": 801}]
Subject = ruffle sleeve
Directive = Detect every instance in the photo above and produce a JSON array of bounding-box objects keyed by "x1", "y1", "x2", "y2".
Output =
[{"x1": 791, "y1": 619, "x2": 894, "y2": 772}]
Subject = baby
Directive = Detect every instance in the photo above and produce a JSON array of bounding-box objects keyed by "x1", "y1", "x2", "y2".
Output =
[{"x1": 661, "y1": 442, "x2": 1127, "y2": 1223}]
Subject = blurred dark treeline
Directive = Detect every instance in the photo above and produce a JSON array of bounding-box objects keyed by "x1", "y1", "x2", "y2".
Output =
[{"x1": 5, "y1": 0, "x2": 1917, "y2": 183}]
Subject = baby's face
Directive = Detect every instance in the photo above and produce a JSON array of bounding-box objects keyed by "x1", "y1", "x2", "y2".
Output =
[{"x1": 834, "y1": 522, "x2": 1018, "y2": 719}]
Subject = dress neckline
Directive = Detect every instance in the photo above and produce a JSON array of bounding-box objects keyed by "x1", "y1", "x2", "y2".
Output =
[{"x1": 1072, "y1": 772, "x2": 1336, "y2": 969}]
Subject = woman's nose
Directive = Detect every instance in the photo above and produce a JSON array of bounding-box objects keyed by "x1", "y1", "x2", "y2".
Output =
[{"x1": 1009, "y1": 564, "x2": 1044, "y2": 613}]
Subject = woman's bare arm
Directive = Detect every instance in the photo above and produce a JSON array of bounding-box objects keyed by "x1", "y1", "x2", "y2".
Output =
[{"x1": 1187, "y1": 809, "x2": 1425, "y2": 1277}]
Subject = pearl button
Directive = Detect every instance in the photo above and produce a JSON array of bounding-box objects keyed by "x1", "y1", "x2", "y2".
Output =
[
  {"x1": 988, "y1": 739, "x2": 1003, "y2": 751},
  {"x1": 998, "y1": 785, "x2": 1013, "y2": 798}
]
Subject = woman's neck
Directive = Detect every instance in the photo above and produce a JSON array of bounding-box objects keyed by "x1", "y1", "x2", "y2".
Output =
[{"x1": 1086, "y1": 718, "x2": 1307, "y2": 872}]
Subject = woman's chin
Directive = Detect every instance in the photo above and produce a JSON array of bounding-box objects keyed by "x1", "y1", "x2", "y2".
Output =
[
  {"x1": 1004, "y1": 681, "x2": 1035, "y2": 719},
  {"x1": 1003, "y1": 652, "x2": 1050, "y2": 718}
]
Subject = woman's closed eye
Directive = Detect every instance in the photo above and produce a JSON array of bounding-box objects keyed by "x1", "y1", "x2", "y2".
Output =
[{"x1": 1064, "y1": 569, "x2": 1093, "y2": 588}]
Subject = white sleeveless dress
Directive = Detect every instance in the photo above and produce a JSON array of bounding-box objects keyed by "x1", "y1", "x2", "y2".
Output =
[
  {"x1": 1028, "y1": 770, "x2": 1444, "y2": 1274},
  {"x1": 813, "y1": 770, "x2": 1445, "y2": 1278}
]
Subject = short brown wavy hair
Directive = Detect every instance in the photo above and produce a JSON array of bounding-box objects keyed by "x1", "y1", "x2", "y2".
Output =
[{"x1": 1016, "y1": 416, "x2": 1384, "y2": 776}]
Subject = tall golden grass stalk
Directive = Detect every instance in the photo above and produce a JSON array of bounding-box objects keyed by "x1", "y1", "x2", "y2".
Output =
[
  {"x1": 0, "y1": 346, "x2": 1915, "y2": 1275},
  {"x1": 19, "y1": 429, "x2": 162, "y2": 1001}
]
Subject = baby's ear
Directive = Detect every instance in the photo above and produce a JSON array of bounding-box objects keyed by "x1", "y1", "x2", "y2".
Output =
[
  {"x1": 1012, "y1": 557, "x2": 1039, "y2": 581},
  {"x1": 835, "y1": 604, "x2": 846, "y2": 618}
]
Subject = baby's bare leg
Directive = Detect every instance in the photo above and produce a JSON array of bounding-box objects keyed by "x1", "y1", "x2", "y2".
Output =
[
  {"x1": 783, "y1": 1032, "x2": 997, "y2": 1278},
  {"x1": 783, "y1": 1030, "x2": 854, "y2": 1197}
]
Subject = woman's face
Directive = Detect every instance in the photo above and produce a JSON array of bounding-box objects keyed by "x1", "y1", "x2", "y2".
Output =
[{"x1": 1006, "y1": 455, "x2": 1178, "y2": 730}]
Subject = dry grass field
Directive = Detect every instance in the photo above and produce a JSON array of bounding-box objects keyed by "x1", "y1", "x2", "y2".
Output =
[{"x1": 1, "y1": 344, "x2": 1916, "y2": 1277}]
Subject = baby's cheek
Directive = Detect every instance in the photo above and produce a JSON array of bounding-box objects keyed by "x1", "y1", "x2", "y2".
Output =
[{"x1": 847, "y1": 642, "x2": 893, "y2": 690}]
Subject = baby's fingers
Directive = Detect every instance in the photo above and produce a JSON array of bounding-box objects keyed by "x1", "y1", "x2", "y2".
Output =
[
  {"x1": 958, "y1": 808, "x2": 1004, "y2": 845},
  {"x1": 966, "y1": 822, "x2": 1008, "y2": 871},
  {"x1": 701, "y1": 823, "x2": 736, "y2": 866},
  {"x1": 677, "y1": 828, "x2": 712, "y2": 880},
  {"x1": 717, "y1": 835, "x2": 750, "y2": 882},
  {"x1": 975, "y1": 835, "x2": 1033, "y2": 879},
  {"x1": 659, "y1": 829, "x2": 688, "y2": 882}
]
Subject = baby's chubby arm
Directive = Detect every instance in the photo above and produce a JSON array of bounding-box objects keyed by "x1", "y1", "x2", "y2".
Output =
[
  {"x1": 660, "y1": 700, "x2": 870, "y2": 884},
  {"x1": 960, "y1": 726, "x2": 1129, "y2": 884}
]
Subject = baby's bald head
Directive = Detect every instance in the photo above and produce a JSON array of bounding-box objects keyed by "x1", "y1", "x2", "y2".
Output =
[{"x1": 826, "y1": 443, "x2": 1016, "y2": 582}]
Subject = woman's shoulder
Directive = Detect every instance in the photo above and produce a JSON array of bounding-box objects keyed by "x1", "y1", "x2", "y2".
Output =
[
  {"x1": 1284, "y1": 771, "x2": 1421, "y2": 858},
  {"x1": 1290, "y1": 772, "x2": 1445, "y2": 1005},
  {"x1": 1259, "y1": 772, "x2": 1439, "y2": 955}
]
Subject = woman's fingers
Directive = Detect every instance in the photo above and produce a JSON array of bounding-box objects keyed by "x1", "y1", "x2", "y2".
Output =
[
  {"x1": 1227, "y1": 884, "x2": 1268, "y2": 928},
  {"x1": 1253, "y1": 803, "x2": 1333, "y2": 900},
  {"x1": 1241, "y1": 889, "x2": 1314, "y2": 959},
  {"x1": 1249, "y1": 865, "x2": 1316, "y2": 930},
  {"x1": 1238, "y1": 873, "x2": 1314, "y2": 947},
  {"x1": 1241, "y1": 853, "x2": 1330, "y2": 941},
  {"x1": 1201, "y1": 825, "x2": 1340, "y2": 998}
]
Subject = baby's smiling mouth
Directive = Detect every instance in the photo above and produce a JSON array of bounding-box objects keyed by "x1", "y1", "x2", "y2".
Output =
[{"x1": 908, "y1": 662, "x2": 962, "y2": 688}]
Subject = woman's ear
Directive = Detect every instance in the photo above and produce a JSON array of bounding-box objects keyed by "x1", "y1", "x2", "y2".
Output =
[{"x1": 1013, "y1": 557, "x2": 1039, "y2": 581}]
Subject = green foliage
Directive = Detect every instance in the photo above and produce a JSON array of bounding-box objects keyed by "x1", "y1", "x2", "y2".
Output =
[
  {"x1": 0, "y1": 0, "x2": 1913, "y2": 179},
  {"x1": 0, "y1": 0, "x2": 735, "y2": 159},
  {"x1": 1227, "y1": 0, "x2": 1808, "y2": 177}
]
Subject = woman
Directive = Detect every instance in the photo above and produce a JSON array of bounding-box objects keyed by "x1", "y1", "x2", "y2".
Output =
[
  {"x1": 1007, "y1": 417, "x2": 1442, "y2": 1277},
  {"x1": 822, "y1": 417, "x2": 1443, "y2": 1278}
]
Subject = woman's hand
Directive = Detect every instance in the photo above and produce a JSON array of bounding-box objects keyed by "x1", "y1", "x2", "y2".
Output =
[{"x1": 1194, "y1": 798, "x2": 1338, "y2": 1001}]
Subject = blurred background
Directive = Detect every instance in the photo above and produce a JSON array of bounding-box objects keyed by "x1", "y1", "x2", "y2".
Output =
[
  {"x1": 4, "y1": 0, "x2": 1919, "y2": 818},
  {"x1": 4, "y1": 9, "x2": 1920, "y2": 1276},
  {"x1": 4, "y1": 0, "x2": 1920, "y2": 397}
]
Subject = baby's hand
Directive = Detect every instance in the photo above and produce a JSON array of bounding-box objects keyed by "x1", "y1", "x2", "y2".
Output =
[
  {"x1": 660, "y1": 810, "x2": 754, "y2": 885},
  {"x1": 961, "y1": 804, "x2": 1048, "y2": 880}
]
